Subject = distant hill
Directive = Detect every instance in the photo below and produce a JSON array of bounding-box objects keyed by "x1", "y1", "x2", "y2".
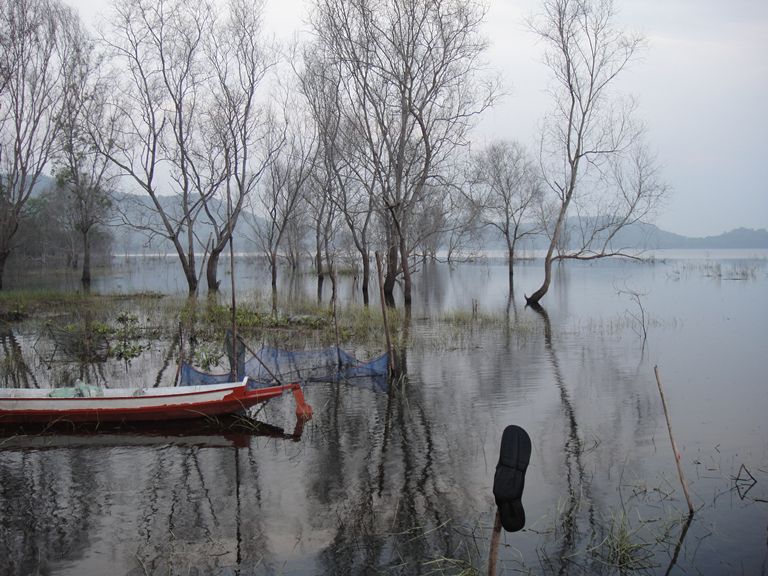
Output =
[
  {"x1": 611, "y1": 223, "x2": 768, "y2": 249},
  {"x1": 23, "y1": 181, "x2": 768, "y2": 252},
  {"x1": 485, "y1": 221, "x2": 768, "y2": 251},
  {"x1": 32, "y1": 173, "x2": 57, "y2": 193},
  {"x1": 105, "y1": 198, "x2": 768, "y2": 254}
]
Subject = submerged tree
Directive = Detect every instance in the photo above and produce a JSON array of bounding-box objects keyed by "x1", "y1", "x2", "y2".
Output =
[
  {"x1": 310, "y1": 0, "x2": 498, "y2": 307},
  {"x1": 250, "y1": 101, "x2": 316, "y2": 299},
  {"x1": 95, "y1": 0, "x2": 278, "y2": 294},
  {"x1": 525, "y1": 0, "x2": 667, "y2": 306},
  {"x1": 298, "y1": 46, "x2": 348, "y2": 301},
  {"x1": 55, "y1": 35, "x2": 118, "y2": 287},
  {"x1": 201, "y1": 0, "x2": 279, "y2": 292},
  {"x1": 0, "y1": 0, "x2": 83, "y2": 290},
  {"x1": 470, "y1": 140, "x2": 542, "y2": 284},
  {"x1": 96, "y1": 0, "x2": 218, "y2": 294}
]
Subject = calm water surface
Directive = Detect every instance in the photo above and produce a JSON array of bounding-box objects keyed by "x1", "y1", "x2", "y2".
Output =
[{"x1": 1, "y1": 251, "x2": 767, "y2": 575}]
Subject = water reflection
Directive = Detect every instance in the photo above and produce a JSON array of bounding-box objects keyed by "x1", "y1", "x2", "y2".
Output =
[
  {"x1": 0, "y1": 419, "x2": 304, "y2": 575},
  {"x1": 0, "y1": 446, "x2": 102, "y2": 575},
  {"x1": 310, "y1": 352, "x2": 473, "y2": 573},
  {"x1": 0, "y1": 328, "x2": 40, "y2": 389},
  {"x1": 528, "y1": 302, "x2": 596, "y2": 571},
  {"x1": 1, "y1": 253, "x2": 767, "y2": 574}
]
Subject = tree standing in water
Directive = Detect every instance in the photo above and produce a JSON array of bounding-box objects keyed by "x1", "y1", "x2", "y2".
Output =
[
  {"x1": 0, "y1": 0, "x2": 83, "y2": 290},
  {"x1": 525, "y1": 0, "x2": 667, "y2": 306},
  {"x1": 470, "y1": 140, "x2": 542, "y2": 287},
  {"x1": 55, "y1": 35, "x2": 117, "y2": 288},
  {"x1": 310, "y1": 0, "x2": 497, "y2": 307}
]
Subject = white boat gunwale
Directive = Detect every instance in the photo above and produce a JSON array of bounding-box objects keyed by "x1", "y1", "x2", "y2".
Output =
[{"x1": 0, "y1": 380, "x2": 250, "y2": 401}]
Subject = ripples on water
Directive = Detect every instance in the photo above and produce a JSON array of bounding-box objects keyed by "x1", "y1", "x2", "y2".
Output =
[{"x1": 1, "y1": 251, "x2": 767, "y2": 575}]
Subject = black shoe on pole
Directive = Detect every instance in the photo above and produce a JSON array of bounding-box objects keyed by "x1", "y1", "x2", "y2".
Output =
[{"x1": 493, "y1": 424, "x2": 531, "y2": 532}]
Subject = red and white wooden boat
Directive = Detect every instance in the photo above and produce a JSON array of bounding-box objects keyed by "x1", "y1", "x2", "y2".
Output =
[{"x1": 0, "y1": 380, "x2": 312, "y2": 425}]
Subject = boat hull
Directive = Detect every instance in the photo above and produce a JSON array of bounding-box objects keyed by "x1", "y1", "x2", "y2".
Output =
[{"x1": 0, "y1": 382, "x2": 294, "y2": 425}]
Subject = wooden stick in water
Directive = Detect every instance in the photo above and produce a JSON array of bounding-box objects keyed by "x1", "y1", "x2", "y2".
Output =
[
  {"x1": 488, "y1": 510, "x2": 501, "y2": 576},
  {"x1": 654, "y1": 365, "x2": 695, "y2": 515},
  {"x1": 173, "y1": 322, "x2": 183, "y2": 386}
]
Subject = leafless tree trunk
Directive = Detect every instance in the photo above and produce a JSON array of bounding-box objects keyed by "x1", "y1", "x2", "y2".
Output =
[
  {"x1": 54, "y1": 35, "x2": 118, "y2": 288},
  {"x1": 203, "y1": 0, "x2": 278, "y2": 292},
  {"x1": 299, "y1": 43, "x2": 378, "y2": 305},
  {"x1": 310, "y1": 0, "x2": 498, "y2": 307},
  {"x1": 335, "y1": 173, "x2": 375, "y2": 305},
  {"x1": 249, "y1": 103, "x2": 316, "y2": 296},
  {"x1": 297, "y1": 47, "x2": 339, "y2": 301},
  {"x1": 0, "y1": 0, "x2": 82, "y2": 290},
  {"x1": 470, "y1": 140, "x2": 542, "y2": 285},
  {"x1": 408, "y1": 177, "x2": 482, "y2": 263},
  {"x1": 525, "y1": 0, "x2": 666, "y2": 306},
  {"x1": 97, "y1": 0, "x2": 221, "y2": 294},
  {"x1": 284, "y1": 208, "x2": 307, "y2": 270},
  {"x1": 304, "y1": 162, "x2": 338, "y2": 301}
]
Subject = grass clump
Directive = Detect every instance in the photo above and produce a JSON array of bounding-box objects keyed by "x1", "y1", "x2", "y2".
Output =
[
  {"x1": 0, "y1": 290, "x2": 165, "y2": 322},
  {"x1": 422, "y1": 557, "x2": 480, "y2": 575},
  {"x1": 593, "y1": 511, "x2": 656, "y2": 573},
  {"x1": 0, "y1": 290, "x2": 89, "y2": 320}
]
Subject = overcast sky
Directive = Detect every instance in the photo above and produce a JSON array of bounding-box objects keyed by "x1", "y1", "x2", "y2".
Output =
[{"x1": 68, "y1": 0, "x2": 767, "y2": 237}]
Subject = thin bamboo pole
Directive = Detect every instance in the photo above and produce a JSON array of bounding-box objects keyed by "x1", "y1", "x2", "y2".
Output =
[
  {"x1": 330, "y1": 259, "x2": 343, "y2": 370},
  {"x1": 654, "y1": 365, "x2": 695, "y2": 515},
  {"x1": 375, "y1": 252, "x2": 395, "y2": 375},
  {"x1": 225, "y1": 167, "x2": 238, "y2": 379},
  {"x1": 228, "y1": 214, "x2": 237, "y2": 378}
]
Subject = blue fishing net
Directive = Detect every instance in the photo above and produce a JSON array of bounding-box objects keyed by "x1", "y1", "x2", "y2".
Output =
[
  {"x1": 179, "y1": 345, "x2": 389, "y2": 394},
  {"x1": 178, "y1": 363, "x2": 234, "y2": 387}
]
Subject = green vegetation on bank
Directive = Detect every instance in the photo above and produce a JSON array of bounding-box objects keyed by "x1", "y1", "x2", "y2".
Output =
[{"x1": 0, "y1": 290, "x2": 164, "y2": 321}]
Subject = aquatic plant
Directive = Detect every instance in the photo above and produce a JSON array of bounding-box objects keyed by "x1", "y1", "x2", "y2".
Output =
[{"x1": 591, "y1": 511, "x2": 656, "y2": 572}]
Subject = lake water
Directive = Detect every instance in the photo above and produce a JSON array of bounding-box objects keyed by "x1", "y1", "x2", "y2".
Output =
[{"x1": 1, "y1": 251, "x2": 767, "y2": 575}]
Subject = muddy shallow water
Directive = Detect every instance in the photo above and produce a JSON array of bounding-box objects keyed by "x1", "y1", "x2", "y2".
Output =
[{"x1": 1, "y1": 251, "x2": 767, "y2": 575}]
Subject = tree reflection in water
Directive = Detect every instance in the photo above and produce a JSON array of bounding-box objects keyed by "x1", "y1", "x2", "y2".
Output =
[
  {"x1": 2, "y1": 255, "x2": 765, "y2": 574},
  {"x1": 0, "y1": 328, "x2": 39, "y2": 389},
  {"x1": 1, "y1": 445, "x2": 103, "y2": 574},
  {"x1": 276, "y1": 309, "x2": 485, "y2": 574},
  {"x1": 529, "y1": 302, "x2": 595, "y2": 573},
  {"x1": 0, "y1": 420, "x2": 302, "y2": 575}
]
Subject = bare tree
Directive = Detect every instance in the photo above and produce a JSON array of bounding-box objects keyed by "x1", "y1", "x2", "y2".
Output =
[
  {"x1": 249, "y1": 103, "x2": 316, "y2": 297},
  {"x1": 299, "y1": 43, "x2": 380, "y2": 305},
  {"x1": 54, "y1": 37, "x2": 118, "y2": 287},
  {"x1": 97, "y1": 0, "x2": 219, "y2": 294},
  {"x1": 525, "y1": 0, "x2": 666, "y2": 306},
  {"x1": 0, "y1": 0, "x2": 82, "y2": 289},
  {"x1": 304, "y1": 158, "x2": 335, "y2": 298},
  {"x1": 408, "y1": 179, "x2": 480, "y2": 263},
  {"x1": 310, "y1": 0, "x2": 498, "y2": 307},
  {"x1": 299, "y1": 42, "x2": 381, "y2": 305},
  {"x1": 412, "y1": 187, "x2": 448, "y2": 262},
  {"x1": 437, "y1": 184, "x2": 484, "y2": 263},
  {"x1": 297, "y1": 47, "x2": 339, "y2": 295},
  {"x1": 202, "y1": 0, "x2": 279, "y2": 292},
  {"x1": 471, "y1": 140, "x2": 542, "y2": 284},
  {"x1": 330, "y1": 147, "x2": 377, "y2": 304}
]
